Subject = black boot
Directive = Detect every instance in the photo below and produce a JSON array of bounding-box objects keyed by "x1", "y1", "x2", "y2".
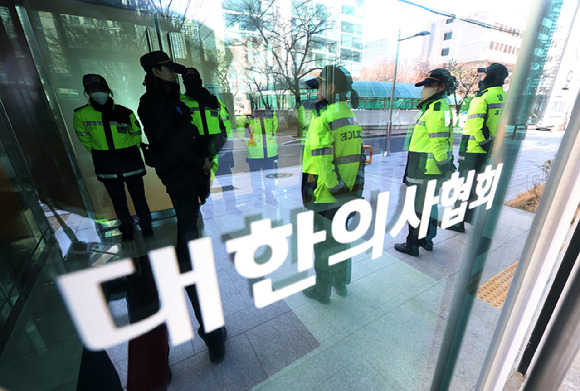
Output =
[
  {"x1": 394, "y1": 242, "x2": 419, "y2": 256},
  {"x1": 418, "y1": 239, "x2": 433, "y2": 251},
  {"x1": 302, "y1": 285, "x2": 330, "y2": 304},
  {"x1": 333, "y1": 280, "x2": 347, "y2": 297},
  {"x1": 446, "y1": 222, "x2": 465, "y2": 233},
  {"x1": 199, "y1": 327, "x2": 227, "y2": 364}
]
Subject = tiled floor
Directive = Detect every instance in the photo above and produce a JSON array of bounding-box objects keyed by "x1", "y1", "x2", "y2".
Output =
[{"x1": 1, "y1": 130, "x2": 575, "y2": 391}]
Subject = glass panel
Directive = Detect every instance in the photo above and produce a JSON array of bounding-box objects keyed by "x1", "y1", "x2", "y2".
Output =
[
  {"x1": 1, "y1": 0, "x2": 579, "y2": 390},
  {"x1": 0, "y1": 2, "x2": 86, "y2": 216}
]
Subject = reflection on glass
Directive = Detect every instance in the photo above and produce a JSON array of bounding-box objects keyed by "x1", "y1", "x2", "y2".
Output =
[{"x1": 2, "y1": 0, "x2": 579, "y2": 390}]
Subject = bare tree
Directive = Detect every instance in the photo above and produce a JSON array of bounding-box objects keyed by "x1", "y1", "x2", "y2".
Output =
[
  {"x1": 445, "y1": 60, "x2": 483, "y2": 110},
  {"x1": 358, "y1": 59, "x2": 432, "y2": 83},
  {"x1": 142, "y1": 0, "x2": 192, "y2": 31},
  {"x1": 228, "y1": 0, "x2": 334, "y2": 104},
  {"x1": 205, "y1": 48, "x2": 235, "y2": 94}
]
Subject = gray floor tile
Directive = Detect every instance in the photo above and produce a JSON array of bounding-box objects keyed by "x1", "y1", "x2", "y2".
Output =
[
  {"x1": 314, "y1": 358, "x2": 399, "y2": 391},
  {"x1": 287, "y1": 302, "x2": 337, "y2": 345},
  {"x1": 0, "y1": 337, "x2": 82, "y2": 391},
  {"x1": 246, "y1": 313, "x2": 318, "y2": 377}
]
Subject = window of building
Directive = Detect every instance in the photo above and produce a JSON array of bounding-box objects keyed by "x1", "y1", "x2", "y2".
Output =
[
  {"x1": 342, "y1": 5, "x2": 355, "y2": 15},
  {"x1": 444, "y1": 32, "x2": 452, "y2": 40},
  {"x1": 499, "y1": 43, "x2": 505, "y2": 52},
  {"x1": 441, "y1": 48, "x2": 449, "y2": 56},
  {"x1": 224, "y1": 13, "x2": 238, "y2": 28},
  {"x1": 446, "y1": 18, "x2": 454, "y2": 24},
  {"x1": 489, "y1": 41, "x2": 495, "y2": 50},
  {"x1": 354, "y1": 24, "x2": 363, "y2": 36},
  {"x1": 341, "y1": 21, "x2": 353, "y2": 34},
  {"x1": 352, "y1": 36, "x2": 363, "y2": 50},
  {"x1": 222, "y1": 0, "x2": 241, "y2": 12},
  {"x1": 342, "y1": 34, "x2": 363, "y2": 50},
  {"x1": 341, "y1": 48, "x2": 362, "y2": 62}
]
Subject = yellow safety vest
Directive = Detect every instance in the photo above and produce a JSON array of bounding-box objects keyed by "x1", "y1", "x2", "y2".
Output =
[
  {"x1": 406, "y1": 97, "x2": 454, "y2": 181},
  {"x1": 460, "y1": 86, "x2": 506, "y2": 155},
  {"x1": 309, "y1": 101, "x2": 364, "y2": 204},
  {"x1": 301, "y1": 101, "x2": 327, "y2": 175},
  {"x1": 73, "y1": 103, "x2": 142, "y2": 151},
  {"x1": 245, "y1": 110, "x2": 278, "y2": 159}
]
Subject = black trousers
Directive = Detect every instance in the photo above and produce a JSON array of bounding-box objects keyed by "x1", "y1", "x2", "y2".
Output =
[
  {"x1": 406, "y1": 208, "x2": 439, "y2": 247},
  {"x1": 458, "y1": 153, "x2": 488, "y2": 223},
  {"x1": 167, "y1": 184, "x2": 209, "y2": 334},
  {"x1": 102, "y1": 175, "x2": 151, "y2": 233},
  {"x1": 405, "y1": 177, "x2": 441, "y2": 246},
  {"x1": 312, "y1": 207, "x2": 352, "y2": 296}
]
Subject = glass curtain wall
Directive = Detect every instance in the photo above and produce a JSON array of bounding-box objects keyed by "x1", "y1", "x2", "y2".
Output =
[{"x1": 0, "y1": 0, "x2": 579, "y2": 390}]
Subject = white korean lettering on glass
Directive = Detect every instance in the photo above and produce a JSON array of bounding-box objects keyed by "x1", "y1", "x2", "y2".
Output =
[
  {"x1": 225, "y1": 218, "x2": 315, "y2": 308},
  {"x1": 58, "y1": 238, "x2": 224, "y2": 350},
  {"x1": 390, "y1": 184, "x2": 421, "y2": 237},
  {"x1": 469, "y1": 163, "x2": 504, "y2": 210},
  {"x1": 58, "y1": 163, "x2": 505, "y2": 350},
  {"x1": 328, "y1": 193, "x2": 389, "y2": 265},
  {"x1": 439, "y1": 170, "x2": 476, "y2": 229},
  {"x1": 418, "y1": 179, "x2": 440, "y2": 239}
]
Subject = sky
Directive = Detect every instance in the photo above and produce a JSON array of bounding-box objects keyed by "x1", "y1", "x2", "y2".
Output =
[
  {"x1": 362, "y1": 0, "x2": 535, "y2": 60},
  {"x1": 365, "y1": 0, "x2": 533, "y2": 38}
]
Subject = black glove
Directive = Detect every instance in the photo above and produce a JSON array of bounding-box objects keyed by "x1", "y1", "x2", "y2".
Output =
[
  {"x1": 439, "y1": 160, "x2": 457, "y2": 176},
  {"x1": 480, "y1": 139, "x2": 492, "y2": 154},
  {"x1": 329, "y1": 179, "x2": 350, "y2": 197}
]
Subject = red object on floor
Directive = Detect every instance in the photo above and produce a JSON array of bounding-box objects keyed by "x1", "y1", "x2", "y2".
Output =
[
  {"x1": 127, "y1": 324, "x2": 169, "y2": 391},
  {"x1": 363, "y1": 145, "x2": 373, "y2": 164}
]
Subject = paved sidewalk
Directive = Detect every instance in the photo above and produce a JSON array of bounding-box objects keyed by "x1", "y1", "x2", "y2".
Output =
[{"x1": 1, "y1": 130, "x2": 569, "y2": 391}]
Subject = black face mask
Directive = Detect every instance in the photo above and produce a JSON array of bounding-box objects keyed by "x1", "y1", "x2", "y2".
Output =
[
  {"x1": 156, "y1": 77, "x2": 180, "y2": 99},
  {"x1": 479, "y1": 75, "x2": 504, "y2": 90}
]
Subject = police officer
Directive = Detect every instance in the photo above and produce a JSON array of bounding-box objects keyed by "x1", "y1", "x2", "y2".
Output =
[
  {"x1": 299, "y1": 78, "x2": 328, "y2": 206},
  {"x1": 301, "y1": 65, "x2": 365, "y2": 304},
  {"x1": 449, "y1": 63, "x2": 508, "y2": 232},
  {"x1": 394, "y1": 68, "x2": 457, "y2": 256},
  {"x1": 73, "y1": 74, "x2": 152, "y2": 241},
  {"x1": 243, "y1": 105, "x2": 279, "y2": 205},
  {"x1": 137, "y1": 51, "x2": 225, "y2": 363},
  {"x1": 181, "y1": 68, "x2": 232, "y2": 185}
]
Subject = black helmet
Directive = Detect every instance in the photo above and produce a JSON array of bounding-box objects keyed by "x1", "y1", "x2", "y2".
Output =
[
  {"x1": 478, "y1": 63, "x2": 508, "y2": 87},
  {"x1": 415, "y1": 68, "x2": 457, "y2": 95},
  {"x1": 140, "y1": 51, "x2": 186, "y2": 74},
  {"x1": 306, "y1": 65, "x2": 353, "y2": 93},
  {"x1": 82, "y1": 74, "x2": 110, "y2": 92}
]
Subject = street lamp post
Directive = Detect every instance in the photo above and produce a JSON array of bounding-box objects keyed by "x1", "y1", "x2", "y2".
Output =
[{"x1": 383, "y1": 29, "x2": 431, "y2": 157}]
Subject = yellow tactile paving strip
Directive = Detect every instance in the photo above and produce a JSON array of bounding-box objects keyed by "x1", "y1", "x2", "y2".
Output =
[{"x1": 477, "y1": 261, "x2": 519, "y2": 310}]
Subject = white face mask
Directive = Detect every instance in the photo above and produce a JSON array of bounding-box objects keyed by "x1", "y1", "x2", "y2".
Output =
[
  {"x1": 420, "y1": 86, "x2": 439, "y2": 101},
  {"x1": 90, "y1": 92, "x2": 109, "y2": 105}
]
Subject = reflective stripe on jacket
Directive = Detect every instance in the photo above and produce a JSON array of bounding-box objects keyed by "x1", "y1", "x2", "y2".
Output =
[
  {"x1": 245, "y1": 110, "x2": 278, "y2": 159},
  {"x1": 461, "y1": 86, "x2": 506, "y2": 155},
  {"x1": 309, "y1": 101, "x2": 363, "y2": 204},
  {"x1": 406, "y1": 98, "x2": 453, "y2": 179},
  {"x1": 73, "y1": 103, "x2": 142, "y2": 151},
  {"x1": 180, "y1": 94, "x2": 221, "y2": 136},
  {"x1": 219, "y1": 98, "x2": 233, "y2": 138},
  {"x1": 301, "y1": 101, "x2": 327, "y2": 175}
]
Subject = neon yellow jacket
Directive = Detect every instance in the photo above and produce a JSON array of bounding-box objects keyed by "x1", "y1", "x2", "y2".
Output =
[
  {"x1": 461, "y1": 86, "x2": 506, "y2": 154},
  {"x1": 406, "y1": 97, "x2": 453, "y2": 180},
  {"x1": 309, "y1": 101, "x2": 364, "y2": 204},
  {"x1": 73, "y1": 103, "x2": 142, "y2": 151},
  {"x1": 300, "y1": 101, "x2": 327, "y2": 175},
  {"x1": 245, "y1": 110, "x2": 278, "y2": 159}
]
